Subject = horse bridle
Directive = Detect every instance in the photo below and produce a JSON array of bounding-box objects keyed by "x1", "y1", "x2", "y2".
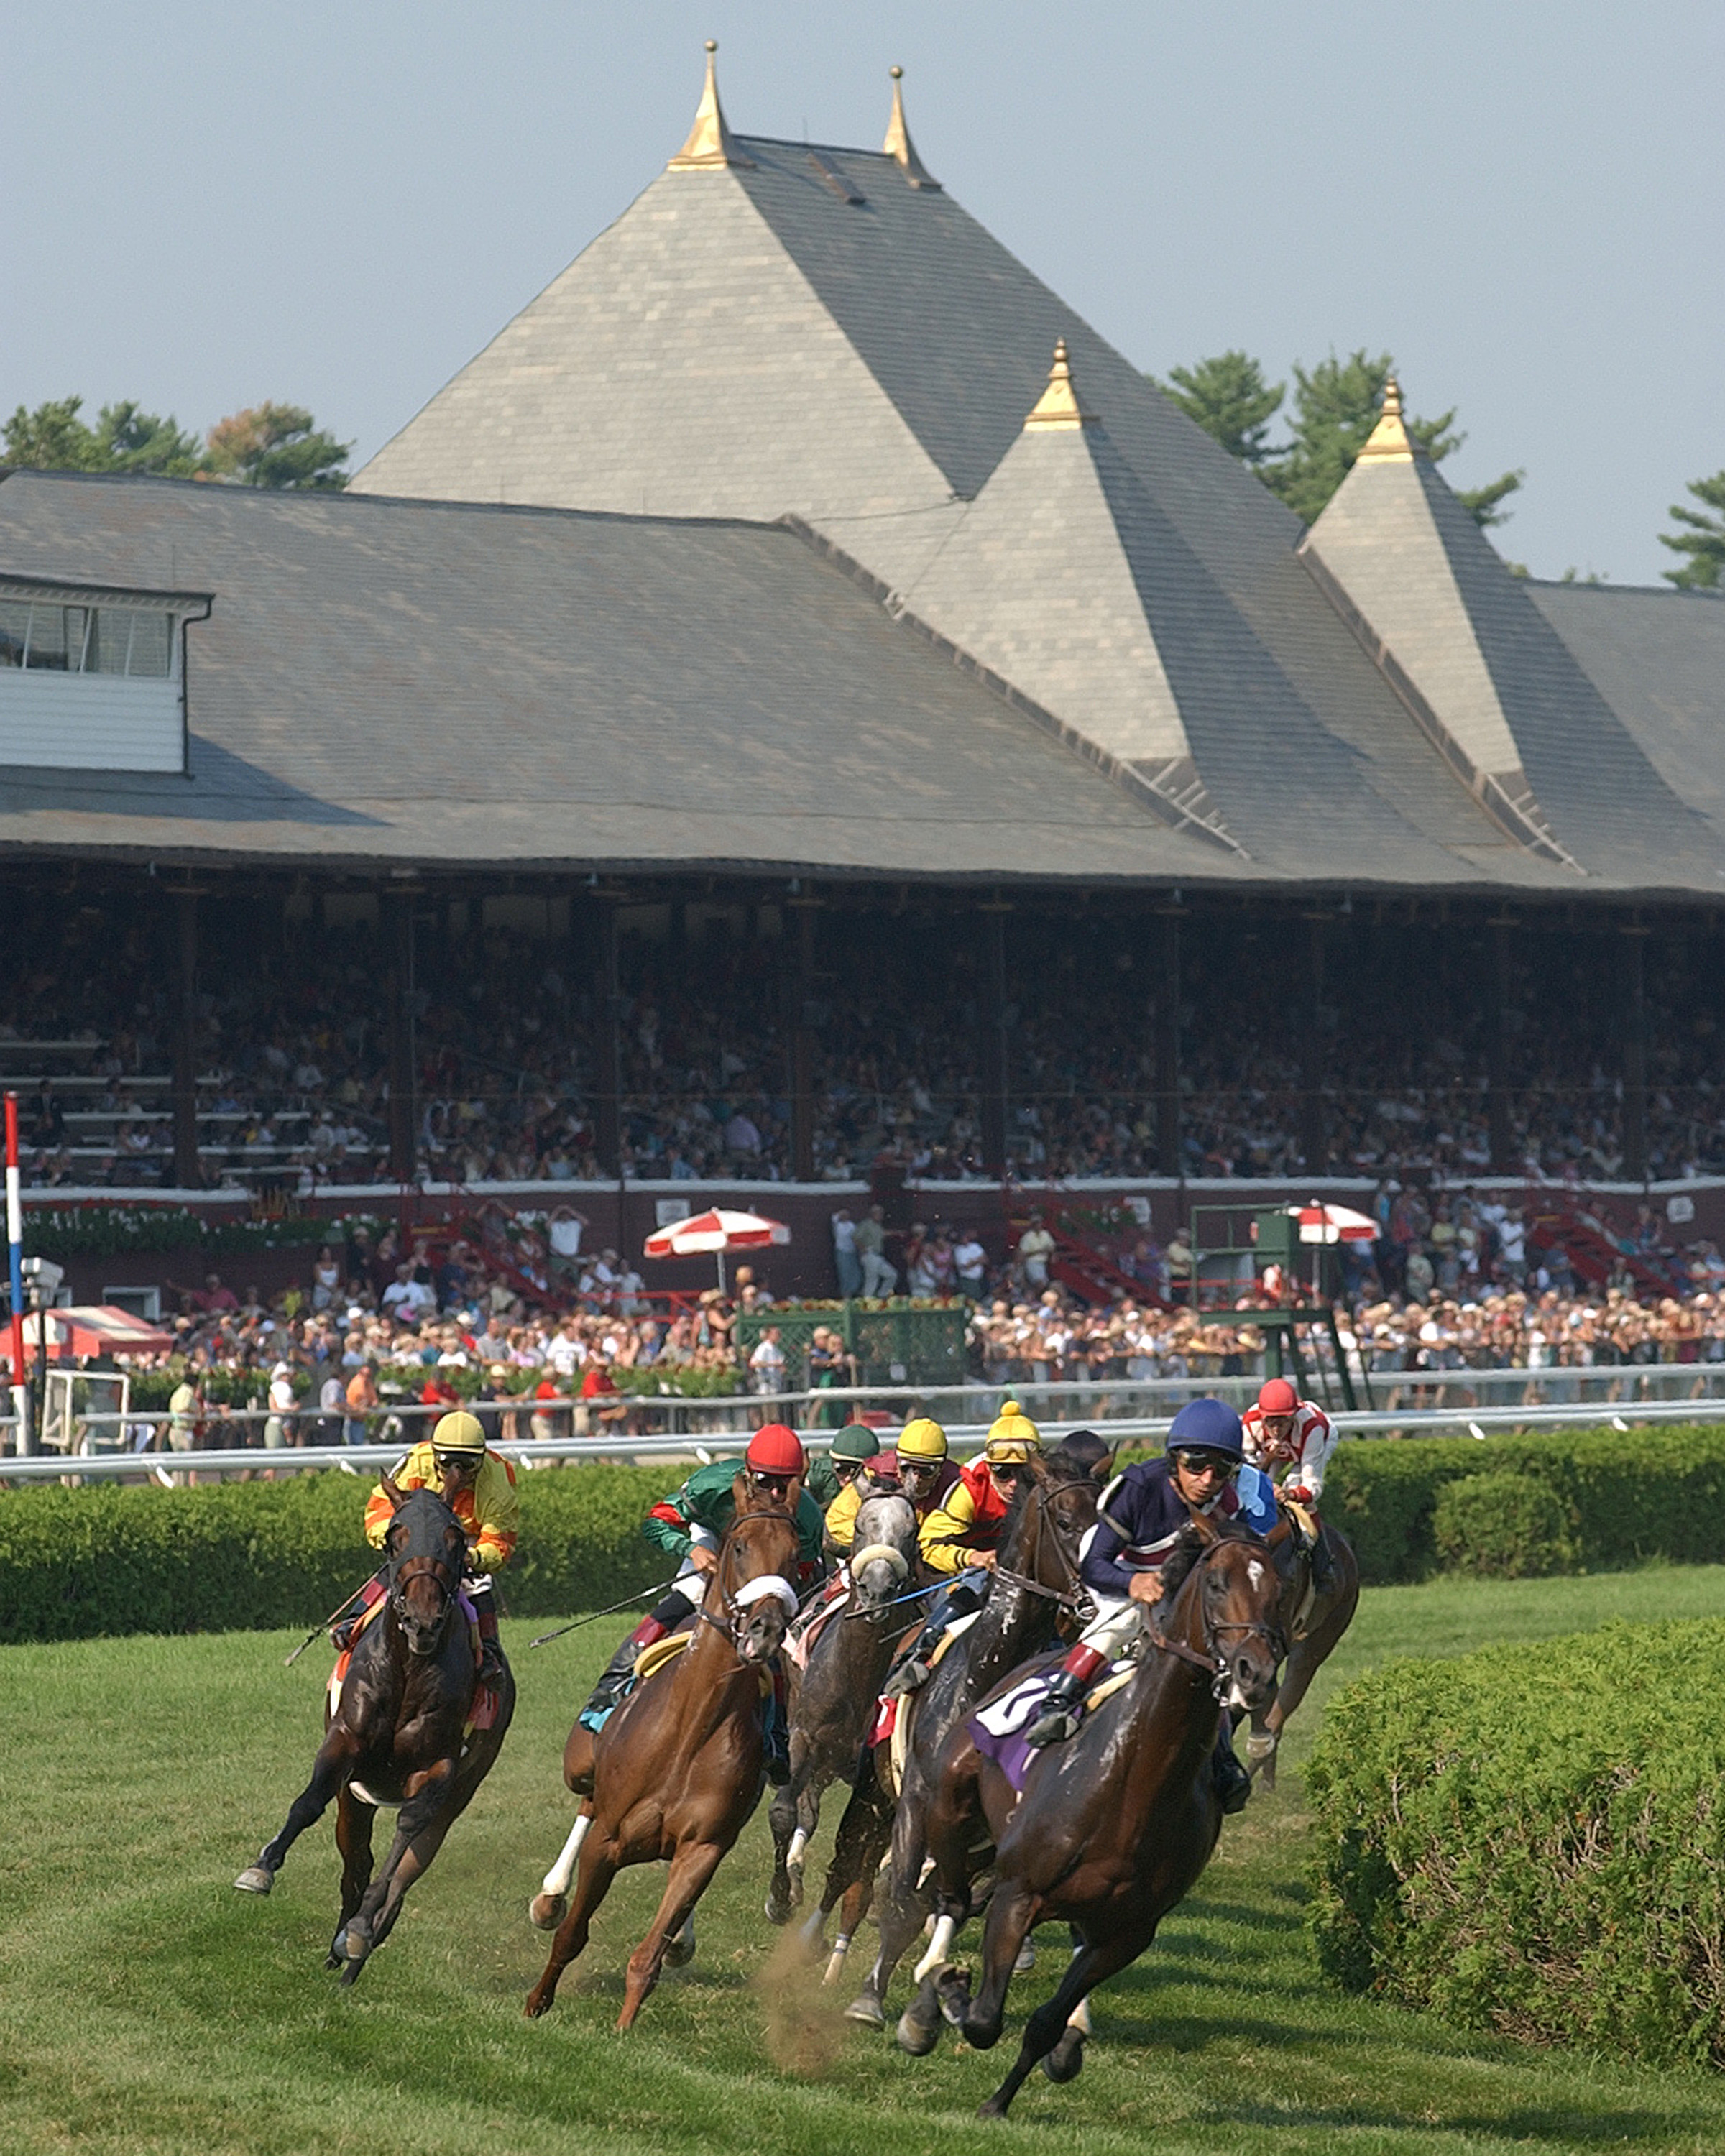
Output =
[
  {"x1": 699, "y1": 1503, "x2": 799, "y2": 1649},
  {"x1": 1149, "y1": 1538, "x2": 1288, "y2": 1699},
  {"x1": 989, "y1": 1475, "x2": 1095, "y2": 1616},
  {"x1": 388, "y1": 1548, "x2": 461, "y2": 1634}
]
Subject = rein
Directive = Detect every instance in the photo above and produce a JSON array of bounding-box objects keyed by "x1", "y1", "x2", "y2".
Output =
[
  {"x1": 1146, "y1": 1537, "x2": 1288, "y2": 1695},
  {"x1": 990, "y1": 1475, "x2": 1093, "y2": 1613}
]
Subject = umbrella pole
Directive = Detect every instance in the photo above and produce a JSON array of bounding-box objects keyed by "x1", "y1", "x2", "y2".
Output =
[{"x1": 716, "y1": 1249, "x2": 727, "y2": 1296}]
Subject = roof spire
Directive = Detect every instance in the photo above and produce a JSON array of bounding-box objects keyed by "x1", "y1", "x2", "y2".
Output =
[
  {"x1": 1355, "y1": 374, "x2": 1422, "y2": 464},
  {"x1": 883, "y1": 65, "x2": 941, "y2": 190},
  {"x1": 668, "y1": 40, "x2": 753, "y2": 170},
  {"x1": 1024, "y1": 338, "x2": 1096, "y2": 430}
]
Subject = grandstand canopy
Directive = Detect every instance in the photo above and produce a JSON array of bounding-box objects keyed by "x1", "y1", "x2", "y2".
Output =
[{"x1": 2, "y1": 50, "x2": 1723, "y2": 900}]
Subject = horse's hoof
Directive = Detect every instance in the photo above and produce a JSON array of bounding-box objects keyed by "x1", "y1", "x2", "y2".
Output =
[
  {"x1": 843, "y1": 1991, "x2": 886, "y2": 2030},
  {"x1": 896, "y1": 2002, "x2": 942, "y2": 2057},
  {"x1": 1013, "y1": 1938, "x2": 1036, "y2": 1973},
  {"x1": 977, "y1": 2094, "x2": 1011, "y2": 2121},
  {"x1": 327, "y1": 1928, "x2": 348, "y2": 1965},
  {"x1": 524, "y1": 1989, "x2": 553, "y2": 2019},
  {"x1": 764, "y1": 1892, "x2": 792, "y2": 1927},
  {"x1": 1041, "y1": 2028, "x2": 1086, "y2": 2083},
  {"x1": 233, "y1": 1865, "x2": 274, "y2": 1895},
  {"x1": 664, "y1": 1922, "x2": 696, "y2": 1969},
  {"x1": 936, "y1": 1966, "x2": 972, "y2": 2028},
  {"x1": 528, "y1": 1892, "x2": 566, "y2": 1932}
]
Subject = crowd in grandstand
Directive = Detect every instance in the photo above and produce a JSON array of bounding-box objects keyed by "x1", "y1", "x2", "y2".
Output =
[{"x1": 6, "y1": 898, "x2": 1725, "y2": 1190}]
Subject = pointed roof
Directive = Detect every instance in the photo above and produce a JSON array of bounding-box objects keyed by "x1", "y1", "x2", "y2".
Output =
[
  {"x1": 1353, "y1": 376, "x2": 1421, "y2": 464},
  {"x1": 1024, "y1": 338, "x2": 1095, "y2": 429},
  {"x1": 1304, "y1": 399, "x2": 1710, "y2": 877},
  {"x1": 668, "y1": 42, "x2": 753, "y2": 170}
]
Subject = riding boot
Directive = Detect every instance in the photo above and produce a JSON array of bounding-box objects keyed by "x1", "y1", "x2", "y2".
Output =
[
  {"x1": 581, "y1": 1613, "x2": 666, "y2": 1718},
  {"x1": 764, "y1": 1662, "x2": 791, "y2": 1786},
  {"x1": 1024, "y1": 1644, "x2": 1108, "y2": 1749},
  {"x1": 330, "y1": 1577, "x2": 385, "y2": 1655},
  {"x1": 1307, "y1": 1521, "x2": 1334, "y2": 1594},
  {"x1": 1211, "y1": 1726, "x2": 1251, "y2": 1815},
  {"x1": 886, "y1": 1624, "x2": 937, "y2": 1697},
  {"x1": 474, "y1": 1597, "x2": 505, "y2": 1687}
]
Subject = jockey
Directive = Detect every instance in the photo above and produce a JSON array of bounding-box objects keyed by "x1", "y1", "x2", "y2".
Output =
[
  {"x1": 578, "y1": 1423, "x2": 824, "y2": 1779},
  {"x1": 1241, "y1": 1377, "x2": 1336, "y2": 1590},
  {"x1": 1021, "y1": 1398, "x2": 1275, "y2": 1811},
  {"x1": 359, "y1": 1409, "x2": 518, "y2": 1684},
  {"x1": 886, "y1": 1403, "x2": 1041, "y2": 1697},
  {"x1": 821, "y1": 1423, "x2": 885, "y2": 1555}
]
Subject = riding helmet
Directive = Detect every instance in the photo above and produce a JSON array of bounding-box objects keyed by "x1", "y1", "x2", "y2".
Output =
[
  {"x1": 983, "y1": 1400, "x2": 1041, "y2": 1466},
  {"x1": 1256, "y1": 1377, "x2": 1300, "y2": 1415},
  {"x1": 431, "y1": 1409, "x2": 487, "y2": 1460},
  {"x1": 830, "y1": 1423, "x2": 878, "y2": 1465},
  {"x1": 1164, "y1": 1396, "x2": 1244, "y2": 1461},
  {"x1": 896, "y1": 1416, "x2": 949, "y2": 1462},
  {"x1": 746, "y1": 1423, "x2": 806, "y2": 1478}
]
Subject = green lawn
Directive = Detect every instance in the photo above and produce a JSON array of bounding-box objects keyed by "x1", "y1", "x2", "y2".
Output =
[{"x1": 7, "y1": 1567, "x2": 1725, "y2": 2155}]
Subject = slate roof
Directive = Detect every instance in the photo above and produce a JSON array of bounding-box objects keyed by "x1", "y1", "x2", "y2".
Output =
[{"x1": 0, "y1": 470, "x2": 1231, "y2": 883}]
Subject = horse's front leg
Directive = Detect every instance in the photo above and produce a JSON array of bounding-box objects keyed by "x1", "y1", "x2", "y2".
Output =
[
  {"x1": 525, "y1": 1831, "x2": 620, "y2": 2017},
  {"x1": 235, "y1": 1722, "x2": 361, "y2": 1894},
  {"x1": 339, "y1": 1754, "x2": 457, "y2": 1986},
  {"x1": 978, "y1": 1925, "x2": 1146, "y2": 2121},
  {"x1": 327, "y1": 1783, "x2": 376, "y2": 1967},
  {"x1": 765, "y1": 1759, "x2": 801, "y2": 1925},
  {"x1": 618, "y1": 1838, "x2": 727, "y2": 2032}
]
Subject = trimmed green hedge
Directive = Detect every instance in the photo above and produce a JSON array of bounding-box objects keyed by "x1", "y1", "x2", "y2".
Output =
[
  {"x1": 0, "y1": 1465, "x2": 677, "y2": 1644},
  {"x1": 1306, "y1": 1619, "x2": 1725, "y2": 2067},
  {"x1": 1325, "y1": 1423, "x2": 1725, "y2": 1583}
]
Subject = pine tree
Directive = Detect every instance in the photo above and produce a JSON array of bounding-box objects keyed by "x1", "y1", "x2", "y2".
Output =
[
  {"x1": 1151, "y1": 351, "x2": 1284, "y2": 466},
  {"x1": 1660, "y1": 471, "x2": 1725, "y2": 590},
  {"x1": 203, "y1": 404, "x2": 349, "y2": 490}
]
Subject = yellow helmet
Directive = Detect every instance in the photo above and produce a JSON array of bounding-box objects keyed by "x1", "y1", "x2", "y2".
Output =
[
  {"x1": 983, "y1": 1400, "x2": 1041, "y2": 1467},
  {"x1": 431, "y1": 1410, "x2": 487, "y2": 1460},
  {"x1": 897, "y1": 1416, "x2": 949, "y2": 1463}
]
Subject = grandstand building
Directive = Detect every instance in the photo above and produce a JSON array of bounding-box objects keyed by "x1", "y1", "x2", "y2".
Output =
[{"x1": 1, "y1": 48, "x2": 1722, "y2": 1228}]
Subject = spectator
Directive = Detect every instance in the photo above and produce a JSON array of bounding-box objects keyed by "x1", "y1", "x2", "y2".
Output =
[
  {"x1": 343, "y1": 1360, "x2": 377, "y2": 1445},
  {"x1": 748, "y1": 1324, "x2": 786, "y2": 1397},
  {"x1": 1018, "y1": 1210, "x2": 1055, "y2": 1291},
  {"x1": 855, "y1": 1204, "x2": 897, "y2": 1298},
  {"x1": 832, "y1": 1207, "x2": 862, "y2": 1300},
  {"x1": 952, "y1": 1228, "x2": 988, "y2": 1300}
]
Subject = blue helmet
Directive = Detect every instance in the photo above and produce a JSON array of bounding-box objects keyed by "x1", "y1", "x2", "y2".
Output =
[{"x1": 1165, "y1": 1397, "x2": 1244, "y2": 1462}]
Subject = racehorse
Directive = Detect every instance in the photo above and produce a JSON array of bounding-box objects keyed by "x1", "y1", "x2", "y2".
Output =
[
  {"x1": 524, "y1": 1479, "x2": 801, "y2": 2030},
  {"x1": 907, "y1": 1509, "x2": 1288, "y2": 2118},
  {"x1": 810, "y1": 1438, "x2": 1106, "y2": 2023},
  {"x1": 234, "y1": 1480, "x2": 515, "y2": 1984},
  {"x1": 765, "y1": 1483, "x2": 922, "y2": 1927},
  {"x1": 1243, "y1": 1514, "x2": 1358, "y2": 1788}
]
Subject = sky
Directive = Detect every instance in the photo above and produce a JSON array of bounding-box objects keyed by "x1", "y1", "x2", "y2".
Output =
[{"x1": 4, "y1": 1, "x2": 1720, "y2": 585}]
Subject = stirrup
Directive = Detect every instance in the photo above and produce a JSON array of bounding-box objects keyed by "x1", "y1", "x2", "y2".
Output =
[
  {"x1": 887, "y1": 1654, "x2": 932, "y2": 1697},
  {"x1": 1024, "y1": 1708, "x2": 1080, "y2": 1749}
]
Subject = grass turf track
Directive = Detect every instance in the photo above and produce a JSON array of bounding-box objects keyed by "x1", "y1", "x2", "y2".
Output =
[{"x1": 8, "y1": 1567, "x2": 1725, "y2": 2155}]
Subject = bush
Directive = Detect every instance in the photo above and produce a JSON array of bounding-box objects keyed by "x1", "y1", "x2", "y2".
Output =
[
  {"x1": 1306, "y1": 1618, "x2": 1725, "y2": 2067},
  {"x1": 1325, "y1": 1422, "x2": 1725, "y2": 1583},
  {"x1": 0, "y1": 1463, "x2": 679, "y2": 1643},
  {"x1": 1431, "y1": 1470, "x2": 1578, "y2": 1579}
]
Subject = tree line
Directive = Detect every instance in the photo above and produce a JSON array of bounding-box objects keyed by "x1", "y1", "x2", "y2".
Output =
[
  {"x1": 3, "y1": 396, "x2": 348, "y2": 490},
  {"x1": 1151, "y1": 347, "x2": 1723, "y2": 589}
]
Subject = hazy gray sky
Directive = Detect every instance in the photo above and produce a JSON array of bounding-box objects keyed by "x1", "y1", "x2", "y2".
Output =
[{"x1": 6, "y1": 3, "x2": 1720, "y2": 584}]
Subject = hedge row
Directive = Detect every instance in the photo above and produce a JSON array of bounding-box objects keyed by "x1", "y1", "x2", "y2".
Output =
[
  {"x1": 0, "y1": 1465, "x2": 675, "y2": 1644},
  {"x1": 1323, "y1": 1422, "x2": 1725, "y2": 1583},
  {"x1": 1305, "y1": 1618, "x2": 1725, "y2": 2067}
]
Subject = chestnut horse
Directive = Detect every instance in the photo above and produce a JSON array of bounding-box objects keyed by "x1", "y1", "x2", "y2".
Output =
[
  {"x1": 1243, "y1": 1514, "x2": 1358, "y2": 1787},
  {"x1": 809, "y1": 1439, "x2": 1106, "y2": 2022},
  {"x1": 907, "y1": 1511, "x2": 1287, "y2": 2119},
  {"x1": 524, "y1": 1479, "x2": 801, "y2": 2030},
  {"x1": 234, "y1": 1480, "x2": 515, "y2": 1984}
]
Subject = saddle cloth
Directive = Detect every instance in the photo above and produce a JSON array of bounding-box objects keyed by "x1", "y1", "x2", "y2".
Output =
[
  {"x1": 577, "y1": 1629, "x2": 772, "y2": 1736},
  {"x1": 967, "y1": 1657, "x2": 1136, "y2": 1795},
  {"x1": 870, "y1": 1609, "x2": 980, "y2": 1798}
]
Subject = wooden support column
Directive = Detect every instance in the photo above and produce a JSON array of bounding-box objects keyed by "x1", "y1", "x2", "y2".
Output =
[
  {"x1": 385, "y1": 892, "x2": 415, "y2": 1183},
  {"x1": 1621, "y1": 920, "x2": 1649, "y2": 1184},
  {"x1": 787, "y1": 895, "x2": 819, "y2": 1182},
  {"x1": 593, "y1": 896, "x2": 622, "y2": 1179},
  {"x1": 1486, "y1": 915, "x2": 1515, "y2": 1173},
  {"x1": 1154, "y1": 904, "x2": 1183, "y2": 1176},
  {"x1": 171, "y1": 889, "x2": 201, "y2": 1189},
  {"x1": 979, "y1": 902, "x2": 1010, "y2": 1179},
  {"x1": 1301, "y1": 912, "x2": 1330, "y2": 1175}
]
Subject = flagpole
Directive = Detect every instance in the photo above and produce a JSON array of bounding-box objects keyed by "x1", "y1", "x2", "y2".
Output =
[{"x1": 5, "y1": 1092, "x2": 27, "y2": 1457}]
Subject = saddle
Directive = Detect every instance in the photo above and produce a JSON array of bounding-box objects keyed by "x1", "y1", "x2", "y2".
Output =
[
  {"x1": 578, "y1": 1627, "x2": 773, "y2": 1736},
  {"x1": 872, "y1": 1609, "x2": 980, "y2": 1798}
]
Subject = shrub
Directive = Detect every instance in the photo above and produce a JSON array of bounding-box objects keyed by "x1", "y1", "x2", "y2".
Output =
[
  {"x1": 1306, "y1": 1618, "x2": 1725, "y2": 2067},
  {"x1": 1431, "y1": 1469, "x2": 1578, "y2": 1579},
  {"x1": 1325, "y1": 1422, "x2": 1725, "y2": 1583},
  {"x1": 0, "y1": 1462, "x2": 680, "y2": 1643}
]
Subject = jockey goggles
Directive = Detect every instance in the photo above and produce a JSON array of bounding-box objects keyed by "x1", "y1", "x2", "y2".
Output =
[{"x1": 1172, "y1": 1447, "x2": 1236, "y2": 1479}]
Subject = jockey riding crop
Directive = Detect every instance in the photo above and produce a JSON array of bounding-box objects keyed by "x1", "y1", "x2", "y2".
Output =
[
  {"x1": 528, "y1": 1575, "x2": 687, "y2": 1649},
  {"x1": 283, "y1": 1569, "x2": 387, "y2": 1668}
]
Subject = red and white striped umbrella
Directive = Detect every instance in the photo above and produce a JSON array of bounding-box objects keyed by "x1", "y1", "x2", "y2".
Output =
[
  {"x1": 643, "y1": 1207, "x2": 791, "y2": 1289},
  {"x1": 1291, "y1": 1202, "x2": 1379, "y2": 1245}
]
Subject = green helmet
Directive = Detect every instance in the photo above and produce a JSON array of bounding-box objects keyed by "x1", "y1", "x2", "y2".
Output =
[{"x1": 831, "y1": 1423, "x2": 877, "y2": 1466}]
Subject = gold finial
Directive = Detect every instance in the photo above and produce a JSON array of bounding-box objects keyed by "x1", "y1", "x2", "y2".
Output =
[
  {"x1": 1024, "y1": 338, "x2": 1097, "y2": 430},
  {"x1": 668, "y1": 38, "x2": 753, "y2": 170},
  {"x1": 1356, "y1": 374, "x2": 1421, "y2": 464},
  {"x1": 883, "y1": 65, "x2": 941, "y2": 190}
]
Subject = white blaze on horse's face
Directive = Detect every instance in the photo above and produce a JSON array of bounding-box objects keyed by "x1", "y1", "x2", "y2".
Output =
[{"x1": 1247, "y1": 1559, "x2": 1266, "y2": 1593}]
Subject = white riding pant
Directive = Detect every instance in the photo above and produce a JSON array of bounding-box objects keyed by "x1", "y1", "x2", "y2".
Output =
[{"x1": 1075, "y1": 1588, "x2": 1145, "y2": 1664}]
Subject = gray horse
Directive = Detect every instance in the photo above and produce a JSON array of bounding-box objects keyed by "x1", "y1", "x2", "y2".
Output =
[{"x1": 765, "y1": 1483, "x2": 921, "y2": 1929}]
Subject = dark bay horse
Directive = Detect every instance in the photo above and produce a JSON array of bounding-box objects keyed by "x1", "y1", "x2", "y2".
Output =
[
  {"x1": 1244, "y1": 1514, "x2": 1358, "y2": 1788},
  {"x1": 765, "y1": 1484, "x2": 922, "y2": 1927},
  {"x1": 524, "y1": 1480, "x2": 801, "y2": 2030},
  {"x1": 909, "y1": 1511, "x2": 1288, "y2": 2118},
  {"x1": 811, "y1": 1439, "x2": 1106, "y2": 2024},
  {"x1": 234, "y1": 1480, "x2": 515, "y2": 1984}
]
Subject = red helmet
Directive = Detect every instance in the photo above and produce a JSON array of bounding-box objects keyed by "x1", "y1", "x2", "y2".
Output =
[
  {"x1": 1257, "y1": 1378, "x2": 1300, "y2": 1416},
  {"x1": 746, "y1": 1424, "x2": 806, "y2": 1478}
]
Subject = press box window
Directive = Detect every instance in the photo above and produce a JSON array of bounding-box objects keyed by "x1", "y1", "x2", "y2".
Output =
[{"x1": 0, "y1": 599, "x2": 174, "y2": 676}]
